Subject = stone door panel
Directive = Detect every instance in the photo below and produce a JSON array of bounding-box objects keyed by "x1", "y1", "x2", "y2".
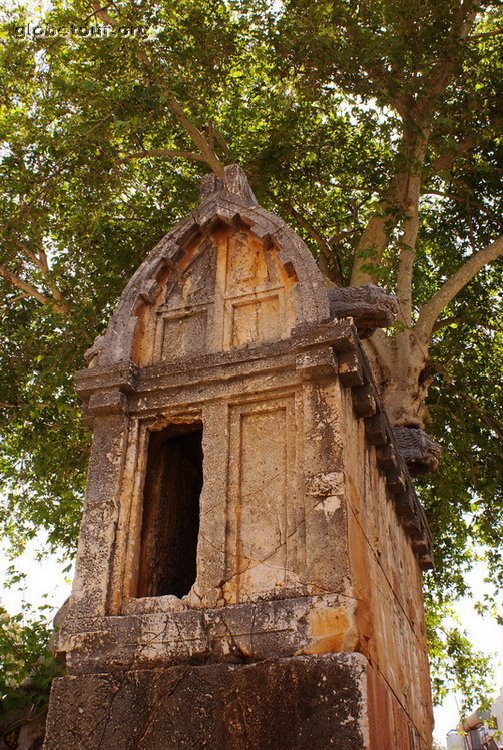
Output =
[{"x1": 224, "y1": 395, "x2": 299, "y2": 603}]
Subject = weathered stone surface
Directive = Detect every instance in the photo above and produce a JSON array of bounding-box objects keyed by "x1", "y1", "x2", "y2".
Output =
[
  {"x1": 44, "y1": 654, "x2": 369, "y2": 750},
  {"x1": 200, "y1": 163, "x2": 259, "y2": 205},
  {"x1": 86, "y1": 165, "x2": 329, "y2": 370},
  {"x1": 341, "y1": 386, "x2": 433, "y2": 743},
  {"x1": 327, "y1": 283, "x2": 398, "y2": 337},
  {"x1": 393, "y1": 426, "x2": 442, "y2": 474},
  {"x1": 57, "y1": 595, "x2": 359, "y2": 675}
]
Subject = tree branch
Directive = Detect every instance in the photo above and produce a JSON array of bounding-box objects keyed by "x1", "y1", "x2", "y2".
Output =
[
  {"x1": 415, "y1": 235, "x2": 503, "y2": 343},
  {"x1": 424, "y1": 190, "x2": 503, "y2": 226},
  {"x1": 396, "y1": 187, "x2": 421, "y2": 328},
  {"x1": 394, "y1": 124, "x2": 430, "y2": 330},
  {"x1": 118, "y1": 149, "x2": 207, "y2": 165},
  {"x1": 466, "y1": 29, "x2": 503, "y2": 42},
  {"x1": 430, "y1": 135, "x2": 479, "y2": 173},
  {"x1": 90, "y1": 2, "x2": 225, "y2": 176},
  {"x1": 0, "y1": 265, "x2": 54, "y2": 309},
  {"x1": 278, "y1": 199, "x2": 343, "y2": 284},
  {"x1": 13, "y1": 239, "x2": 69, "y2": 314},
  {"x1": 353, "y1": 2, "x2": 480, "y2": 324},
  {"x1": 161, "y1": 96, "x2": 225, "y2": 177},
  {"x1": 432, "y1": 315, "x2": 464, "y2": 332},
  {"x1": 212, "y1": 127, "x2": 230, "y2": 156},
  {"x1": 433, "y1": 361, "x2": 503, "y2": 440},
  {"x1": 364, "y1": 328, "x2": 394, "y2": 367},
  {"x1": 432, "y1": 315, "x2": 503, "y2": 334},
  {"x1": 350, "y1": 208, "x2": 393, "y2": 285},
  {"x1": 422, "y1": 0, "x2": 481, "y2": 103}
]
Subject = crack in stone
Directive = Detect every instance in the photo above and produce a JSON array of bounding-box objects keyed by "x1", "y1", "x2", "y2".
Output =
[
  {"x1": 87, "y1": 678, "x2": 121, "y2": 747},
  {"x1": 137, "y1": 670, "x2": 172, "y2": 748},
  {"x1": 198, "y1": 488, "x2": 339, "y2": 593}
]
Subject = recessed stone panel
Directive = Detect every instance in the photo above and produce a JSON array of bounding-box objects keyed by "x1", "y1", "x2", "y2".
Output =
[
  {"x1": 158, "y1": 308, "x2": 208, "y2": 361},
  {"x1": 224, "y1": 396, "x2": 299, "y2": 603},
  {"x1": 229, "y1": 292, "x2": 282, "y2": 347}
]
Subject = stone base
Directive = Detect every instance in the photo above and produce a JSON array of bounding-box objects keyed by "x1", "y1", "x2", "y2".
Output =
[{"x1": 43, "y1": 654, "x2": 370, "y2": 750}]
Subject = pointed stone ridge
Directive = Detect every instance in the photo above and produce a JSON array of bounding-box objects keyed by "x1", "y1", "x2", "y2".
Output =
[{"x1": 200, "y1": 163, "x2": 258, "y2": 205}]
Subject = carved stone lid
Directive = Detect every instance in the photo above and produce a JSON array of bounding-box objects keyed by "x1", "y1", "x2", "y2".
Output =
[{"x1": 84, "y1": 164, "x2": 329, "y2": 369}]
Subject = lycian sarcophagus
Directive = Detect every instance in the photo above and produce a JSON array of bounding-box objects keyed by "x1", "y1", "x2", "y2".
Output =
[{"x1": 44, "y1": 166, "x2": 433, "y2": 750}]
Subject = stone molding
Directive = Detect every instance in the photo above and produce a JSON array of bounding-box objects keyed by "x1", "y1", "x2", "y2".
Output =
[{"x1": 57, "y1": 594, "x2": 360, "y2": 675}]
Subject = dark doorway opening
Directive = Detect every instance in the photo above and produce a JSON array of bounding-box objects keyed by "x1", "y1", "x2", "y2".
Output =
[{"x1": 137, "y1": 423, "x2": 203, "y2": 598}]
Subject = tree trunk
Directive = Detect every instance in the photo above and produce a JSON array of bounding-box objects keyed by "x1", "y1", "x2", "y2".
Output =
[
  {"x1": 365, "y1": 335, "x2": 430, "y2": 429},
  {"x1": 381, "y1": 343, "x2": 430, "y2": 428},
  {"x1": 355, "y1": 117, "x2": 432, "y2": 428}
]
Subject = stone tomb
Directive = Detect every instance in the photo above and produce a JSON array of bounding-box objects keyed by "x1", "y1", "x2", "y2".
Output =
[{"x1": 43, "y1": 165, "x2": 433, "y2": 750}]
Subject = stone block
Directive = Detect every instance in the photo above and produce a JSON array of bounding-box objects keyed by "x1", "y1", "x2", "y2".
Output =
[
  {"x1": 44, "y1": 654, "x2": 369, "y2": 750},
  {"x1": 58, "y1": 595, "x2": 359, "y2": 675}
]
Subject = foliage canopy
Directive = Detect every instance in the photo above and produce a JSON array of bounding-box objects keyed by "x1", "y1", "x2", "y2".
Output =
[{"x1": 0, "y1": 0, "x2": 501, "y2": 719}]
